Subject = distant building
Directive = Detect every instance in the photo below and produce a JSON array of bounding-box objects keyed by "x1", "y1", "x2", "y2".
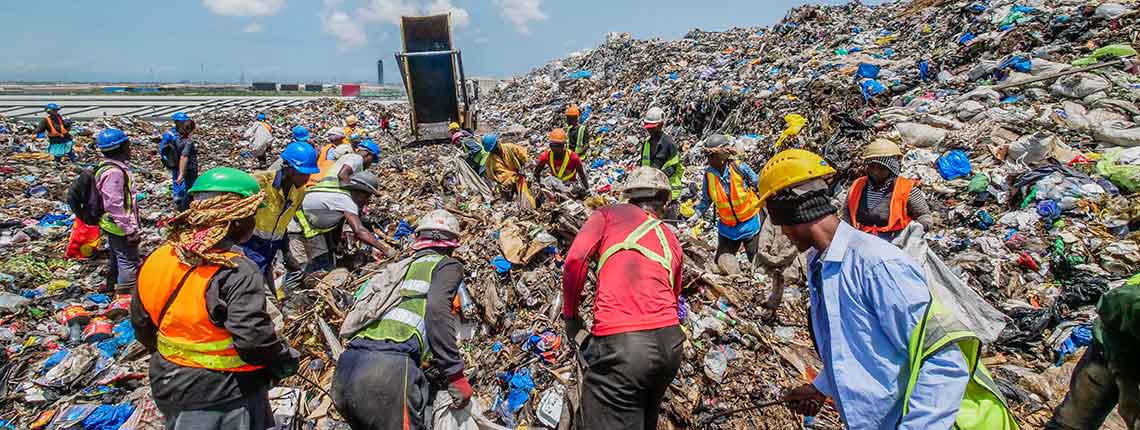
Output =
[{"x1": 251, "y1": 82, "x2": 278, "y2": 91}]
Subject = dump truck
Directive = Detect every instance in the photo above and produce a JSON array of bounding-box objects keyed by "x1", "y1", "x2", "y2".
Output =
[{"x1": 395, "y1": 13, "x2": 475, "y2": 143}]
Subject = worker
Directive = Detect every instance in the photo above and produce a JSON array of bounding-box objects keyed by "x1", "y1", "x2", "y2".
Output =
[
  {"x1": 131, "y1": 167, "x2": 300, "y2": 429},
  {"x1": 36, "y1": 103, "x2": 76, "y2": 163},
  {"x1": 639, "y1": 106, "x2": 685, "y2": 201},
  {"x1": 304, "y1": 126, "x2": 344, "y2": 186},
  {"x1": 450, "y1": 123, "x2": 485, "y2": 174},
  {"x1": 93, "y1": 129, "x2": 140, "y2": 302},
  {"x1": 842, "y1": 138, "x2": 934, "y2": 240},
  {"x1": 756, "y1": 149, "x2": 1017, "y2": 429},
  {"x1": 532, "y1": 128, "x2": 590, "y2": 198},
  {"x1": 161, "y1": 115, "x2": 198, "y2": 212},
  {"x1": 240, "y1": 142, "x2": 321, "y2": 289},
  {"x1": 297, "y1": 171, "x2": 391, "y2": 275},
  {"x1": 333, "y1": 209, "x2": 471, "y2": 430},
  {"x1": 344, "y1": 115, "x2": 363, "y2": 145},
  {"x1": 316, "y1": 138, "x2": 380, "y2": 187},
  {"x1": 565, "y1": 104, "x2": 591, "y2": 156},
  {"x1": 562, "y1": 167, "x2": 683, "y2": 430},
  {"x1": 483, "y1": 133, "x2": 530, "y2": 194},
  {"x1": 689, "y1": 134, "x2": 763, "y2": 273},
  {"x1": 243, "y1": 113, "x2": 274, "y2": 167},
  {"x1": 1047, "y1": 276, "x2": 1140, "y2": 429}
]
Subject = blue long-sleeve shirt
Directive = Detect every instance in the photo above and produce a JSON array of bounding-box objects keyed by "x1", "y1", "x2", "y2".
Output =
[
  {"x1": 808, "y1": 221, "x2": 969, "y2": 429},
  {"x1": 694, "y1": 162, "x2": 761, "y2": 240}
]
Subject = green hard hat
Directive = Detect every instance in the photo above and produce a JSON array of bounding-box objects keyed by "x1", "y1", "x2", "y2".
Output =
[{"x1": 188, "y1": 167, "x2": 261, "y2": 197}]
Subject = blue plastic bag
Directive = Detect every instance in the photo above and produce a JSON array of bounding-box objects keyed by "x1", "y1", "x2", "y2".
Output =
[
  {"x1": 860, "y1": 80, "x2": 886, "y2": 99},
  {"x1": 566, "y1": 70, "x2": 592, "y2": 80},
  {"x1": 81, "y1": 403, "x2": 136, "y2": 430},
  {"x1": 1036, "y1": 200, "x2": 1062, "y2": 223},
  {"x1": 998, "y1": 55, "x2": 1032, "y2": 73},
  {"x1": 936, "y1": 150, "x2": 972, "y2": 180},
  {"x1": 918, "y1": 60, "x2": 931, "y2": 81},
  {"x1": 97, "y1": 321, "x2": 135, "y2": 357},
  {"x1": 491, "y1": 256, "x2": 512, "y2": 273},
  {"x1": 958, "y1": 32, "x2": 976, "y2": 45},
  {"x1": 856, "y1": 63, "x2": 881, "y2": 79},
  {"x1": 392, "y1": 220, "x2": 414, "y2": 240}
]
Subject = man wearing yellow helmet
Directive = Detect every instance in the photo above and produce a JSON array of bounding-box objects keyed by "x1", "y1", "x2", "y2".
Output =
[
  {"x1": 757, "y1": 149, "x2": 1017, "y2": 430},
  {"x1": 842, "y1": 138, "x2": 933, "y2": 240}
]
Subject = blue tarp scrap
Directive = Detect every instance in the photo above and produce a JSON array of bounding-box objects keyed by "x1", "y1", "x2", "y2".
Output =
[
  {"x1": 82, "y1": 403, "x2": 136, "y2": 430},
  {"x1": 918, "y1": 60, "x2": 931, "y2": 81},
  {"x1": 856, "y1": 63, "x2": 881, "y2": 79},
  {"x1": 566, "y1": 70, "x2": 592, "y2": 80},
  {"x1": 504, "y1": 368, "x2": 536, "y2": 412},
  {"x1": 491, "y1": 256, "x2": 512, "y2": 273},
  {"x1": 958, "y1": 32, "x2": 976, "y2": 45},
  {"x1": 860, "y1": 80, "x2": 886, "y2": 99},
  {"x1": 392, "y1": 220, "x2": 414, "y2": 240}
]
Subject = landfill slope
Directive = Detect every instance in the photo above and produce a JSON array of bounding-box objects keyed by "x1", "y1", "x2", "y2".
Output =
[{"x1": 0, "y1": 0, "x2": 1139, "y2": 428}]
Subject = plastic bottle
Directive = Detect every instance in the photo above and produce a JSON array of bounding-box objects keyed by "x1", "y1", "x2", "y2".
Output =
[{"x1": 509, "y1": 329, "x2": 531, "y2": 344}]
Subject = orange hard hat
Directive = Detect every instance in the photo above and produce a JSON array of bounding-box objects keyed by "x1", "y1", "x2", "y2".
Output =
[
  {"x1": 549, "y1": 128, "x2": 568, "y2": 143},
  {"x1": 565, "y1": 104, "x2": 581, "y2": 117}
]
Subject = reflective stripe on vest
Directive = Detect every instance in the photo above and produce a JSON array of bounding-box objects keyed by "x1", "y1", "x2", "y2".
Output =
[
  {"x1": 308, "y1": 144, "x2": 338, "y2": 187},
  {"x1": 548, "y1": 151, "x2": 577, "y2": 181},
  {"x1": 46, "y1": 115, "x2": 68, "y2": 138},
  {"x1": 706, "y1": 163, "x2": 761, "y2": 227},
  {"x1": 641, "y1": 140, "x2": 686, "y2": 199},
  {"x1": 474, "y1": 149, "x2": 489, "y2": 167},
  {"x1": 353, "y1": 254, "x2": 445, "y2": 364},
  {"x1": 847, "y1": 176, "x2": 917, "y2": 234},
  {"x1": 596, "y1": 216, "x2": 675, "y2": 289},
  {"x1": 900, "y1": 296, "x2": 1020, "y2": 430},
  {"x1": 296, "y1": 182, "x2": 350, "y2": 238},
  {"x1": 96, "y1": 164, "x2": 133, "y2": 237},
  {"x1": 570, "y1": 125, "x2": 588, "y2": 154},
  {"x1": 138, "y1": 244, "x2": 262, "y2": 372}
]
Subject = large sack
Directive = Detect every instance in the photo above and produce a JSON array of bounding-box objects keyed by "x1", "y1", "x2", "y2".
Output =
[{"x1": 339, "y1": 257, "x2": 416, "y2": 338}]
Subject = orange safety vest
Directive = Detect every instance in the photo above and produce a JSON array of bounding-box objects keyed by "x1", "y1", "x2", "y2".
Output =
[
  {"x1": 137, "y1": 244, "x2": 264, "y2": 372},
  {"x1": 343, "y1": 126, "x2": 358, "y2": 146},
  {"x1": 547, "y1": 150, "x2": 577, "y2": 181},
  {"x1": 45, "y1": 115, "x2": 68, "y2": 138},
  {"x1": 307, "y1": 144, "x2": 338, "y2": 186},
  {"x1": 847, "y1": 176, "x2": 918, "y2": 234},
  {"x1": 706, "y1": 163, "x2": 761, "y2": 227}
]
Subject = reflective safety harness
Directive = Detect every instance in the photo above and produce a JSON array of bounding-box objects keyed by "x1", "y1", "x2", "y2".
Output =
[
  {"x1": 847, "y1": 176, "x2": 917, "y2": 234},
  {"x1": 259, "y1": 121, "x2": 271, "y2": 134},
  {"x1": 138, "y1": 244, "x2": 263, "y2": 372},
  {"x1": 569, "y1": 124, "x2": 588, "y2": 154},
  {"x1": 45, "y1": 114, "x2": 68, "y2": 138},
  {"x1": 641, "y1": 140, "x2": 685, "y2": 199},
  {"x1": 900, "y1": 296, "x2": 1020, "y2": 429},
  {"x1": 353, "y1": 254, "x2": 445, "y2": 365},
  {"x1": 95, "y1": 164, "x2": 133, "y2": 237},
  {"x1": 596, "y1": 216, "x2": 675, "y2": 289},
  {"x1": 307, "y1": 144, "x2": 339, "y2": 187},
  {"x1": 548, "y1": 150, "x2": 577, "y2": 181},
  {"x1": 706, "y1": 163, "x2": 761, "y2": 227},
  {"x1": 296, "y1": 181, "x2": 350, "y2": 239}
]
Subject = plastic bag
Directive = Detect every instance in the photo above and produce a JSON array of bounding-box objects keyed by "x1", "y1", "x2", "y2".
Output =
[
  {"x1": 1072, "y1": 43, "x2": 1138, "y2": 66},
  {"x1": 895, "y1": 122, "x2": 947, "y2": 147},
  {"x1": 1096, "y1": 149, "x2": 1140, "y2": 192},
  {"x1": 434, "y1": 396, "x2": 510, "y2": 430},
  {"x1": 1093, "y1": 120, "x2": 1140, "y2": 147},
  {"x1": 936, "y1": 149, "x2": 972, "y2": 180},
  {"x1": 774, "y1": 114, "x2": 806, "y2": 148},
  {"x1": 892, "y1": 224, "x2": 1011, "y2": 343},
  {"x1": 65, "y1": 218, "x2": 102, "y2": 259}
]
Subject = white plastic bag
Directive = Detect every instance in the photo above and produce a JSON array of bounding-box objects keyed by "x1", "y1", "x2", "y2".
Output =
[{"x1": 433, "y1": 396, "x2": 512, "y2": 430}]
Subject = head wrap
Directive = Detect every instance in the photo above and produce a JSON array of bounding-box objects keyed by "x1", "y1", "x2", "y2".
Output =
[
  {"x1": 163, "y1": 192, "x2": 265, "y2": 267},
  {"x1": 411, "y1": 230, "x2": 460, "y2": 251},
  {"x1": 766, "y1": 179, "x2": 837, "y2": 226},
  {"x1": 866, "y1": 155, "x2": 901, "y2": 176}
]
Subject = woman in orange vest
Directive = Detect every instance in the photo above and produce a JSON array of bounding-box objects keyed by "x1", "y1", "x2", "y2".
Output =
[
  {"x1": 842, "y1": 138, "x2": 934, "y2": 240},
  {"x1": 532, "y1": 128, "x2": 590, "y2": 200},
  {"x1": 131, "y1": 167, "x2": 300, "y2": 430},
  {"x1": 690, "y1": 135, "x2": 765, "y2": 273},
  {"x1": 35, "y1": 103, "x2": 77, "y2": 163}
]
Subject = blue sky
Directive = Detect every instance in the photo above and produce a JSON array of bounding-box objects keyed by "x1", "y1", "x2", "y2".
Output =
[{"x1": 3, "y1": 0, "x2": 865, "y2": 84}]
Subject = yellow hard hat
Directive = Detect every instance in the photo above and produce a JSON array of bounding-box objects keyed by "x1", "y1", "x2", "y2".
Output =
[
  {"x1": 757, "y1": 149, "x2": 837, "y2": 205},
  {"x1": 862, "y1": 138, "x2": 903, "y2": 159},
  {"x1": 448, "y1": 122, "x2": 460, "y2": 132}
]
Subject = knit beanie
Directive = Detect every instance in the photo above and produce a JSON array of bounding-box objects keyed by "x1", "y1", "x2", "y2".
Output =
[{"x1": 766, "y1": 179, "x2": 837, "y2": 226}]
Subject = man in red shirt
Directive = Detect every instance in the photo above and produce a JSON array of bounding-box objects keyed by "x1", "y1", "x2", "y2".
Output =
[
  {"x1": 533, "y1": 128, "x2": 590, "y2": 199},
  {"x1": 562, "y1": 166, "x2": 684, "y2": 430}
]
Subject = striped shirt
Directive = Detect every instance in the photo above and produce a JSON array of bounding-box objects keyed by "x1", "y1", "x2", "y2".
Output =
[{"x1": 842, "y1": 177, "x2": 932, "y2": 226}]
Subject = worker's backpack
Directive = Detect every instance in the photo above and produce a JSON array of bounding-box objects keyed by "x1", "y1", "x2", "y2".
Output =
[
  {"x1": 340, "y1": 256, "x2": 416, "y2": 338},
  {"x1": 67, "y1": 163, "x2": 123, "y2": 226},
  {"x1": 158, "y1": 133, "x2": 179, "y2": 170}
]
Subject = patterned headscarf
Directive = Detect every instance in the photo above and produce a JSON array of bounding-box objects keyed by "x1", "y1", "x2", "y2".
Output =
[
  {"x1": 865, "y1": 155, "x2": 901, "y2": 176},
  {"x1": 163, "y1": 192, "x2": 265, "y2": 267}
]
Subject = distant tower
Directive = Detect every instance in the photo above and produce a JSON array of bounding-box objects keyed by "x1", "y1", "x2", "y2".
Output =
[{"x1": 377, "y1": 59, "x2": 384, "y2": 85}]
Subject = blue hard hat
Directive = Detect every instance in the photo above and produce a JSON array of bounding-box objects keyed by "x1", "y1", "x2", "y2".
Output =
[
  {"x1": 95, "y1": 128, "x2": 130, "y2": 151},
  {"x1": 280, "y1": 142, "x2": 320, "y2": 174},
  {"x1": 292, "y1": 125, "x2": 310, "y2": 141},
  {"x1": 172, "y1": 112, "x2": 190, "y2": 122},
  {"x1": 482, "y1": 134, "x2": 499, "y2": 153},
  {"x1": 256, "y1": 113, "x2": 266, "y2": 121},
  {"x1": 360, "y1": 139, "x2": 380, "y2": 158},
  {"x1": 45, "y1": 103, "x2": 61, "y2": 111}
]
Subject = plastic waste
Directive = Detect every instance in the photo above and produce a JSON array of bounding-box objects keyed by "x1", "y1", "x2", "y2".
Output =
[
  {"x1": 936, "y1": 149, "x2": 972, "y2": 180},
  {"x1": 703, "y1": 344, "x2": 736, "y2": 383},
  {"x1": 773, "y1": 114, "x2": 806, "y2": 149},
  {"x1": 895, "y1": 122, "x2": 947, "y2": 147},
  {"x1": 1095, "y1": 149, "x2": 1140, "y2": 192}
]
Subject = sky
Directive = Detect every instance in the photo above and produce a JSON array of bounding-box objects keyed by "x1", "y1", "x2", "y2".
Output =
[{"x1": 2, "y1": 0, "x2": 865, "y2": 84}]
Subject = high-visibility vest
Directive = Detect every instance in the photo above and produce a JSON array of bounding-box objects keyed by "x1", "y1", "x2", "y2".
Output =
[
  {"x1": 547, "y1": 150, "x2": 577, "y2": 181},
  {"x1": 137, "y1": 244, "x2": 264, "y2": 372},
  {"x1": 46, "y1": 115, "x2": 68, "y2": 138},
  {"x1": 252, "y1": 169, "x2": 305, "y2": 241},
  {"x1": 473, "y1": 148, "x2": 489, "y2": 167},
  {"x1": 259, "y1": 121, "x2": 271, "y2": 134},
  {"x1": 307, "y1": 144, "x2": 339, "y2": 187},
  {"x1": 353, "y1": 254, "x2": 445, "y2": 365},
  {"x1": 343, "y1": 126, "x2": 359, "y2": 146},
  {"x1": 96, "y1": 164, "x2": 133, "y2": 237},
  {"x1": 706, "y1": 163, "x2": 761, "y2": 227},
  {"x1": 847, "y1": 176, "x2": 917, "y2": 234},
  {"x1": 596, "y1": 215, "x2": 675, "y2": 290},
  {"x1": 901, "y1": 295, "x2": 1020, "y2": 429},
  {"x1": 568, "y1": 124, "x2": 588, "y2": 154},
  {"x1": 641, "y1": 140, "x2": 685, "y2": 199},
  {"x1": 296, "y1": 181, "x2": 350, "y2": 239}
]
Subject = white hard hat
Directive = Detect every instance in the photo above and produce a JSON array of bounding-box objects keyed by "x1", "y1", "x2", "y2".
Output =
[
  {"x1": 324, "y1": 127, "x2": 346, "y2": 140},
  {"x1": 642, "y1": 107, "x2": 665, "y2": 128},
  {"x1": 416, "y1": 209, "x2": 461, "y2": 237},
  {"x1": 622, "y1": 166, "x2": 671, "y2": 200}
]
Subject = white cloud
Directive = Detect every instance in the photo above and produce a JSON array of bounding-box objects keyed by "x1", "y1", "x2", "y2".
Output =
[
  {"x1": 493, "y1": 0, "x2": 546, "y2": 34},
  {"x1": 202, "y1": 0, "x2": 284, "y2": 16},
  {"x1": 243, "y1": 22, "x2": 263, "y2": 33},
  {"x1": 357, "y1": 0, "x2": 470, "y2": 28},
  {"x1": 474, "y1": 36, "x2": 489, "y2": 44},
  {"x1": 322, "y1": 10, "x2": 368, "y2": 51}
]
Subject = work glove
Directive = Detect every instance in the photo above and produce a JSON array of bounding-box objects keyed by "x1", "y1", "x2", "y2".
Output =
[
  {"x1": 782, "y1": 383, "x2": 825, "y2": 416},
  {"x1": 563, "y1": 316, "x2": 586, "y2": 346},
  {"x1": 447, "y1": 374, "x2": 473, "y2": 409},
  {"x1": 271, "y1": 346, "x2": 301, "y2": 381}
]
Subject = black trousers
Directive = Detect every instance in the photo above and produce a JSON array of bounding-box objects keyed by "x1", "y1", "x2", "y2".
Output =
[
  {"x1": 715, "y1": 233, "x2": 760, "y2": 263},
  {"x1": 332, "y1": 348, "x2": 430, "y2": 430},
  {"x1": 578, "y1": 325, "x2": 683, "y2": 430}
]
